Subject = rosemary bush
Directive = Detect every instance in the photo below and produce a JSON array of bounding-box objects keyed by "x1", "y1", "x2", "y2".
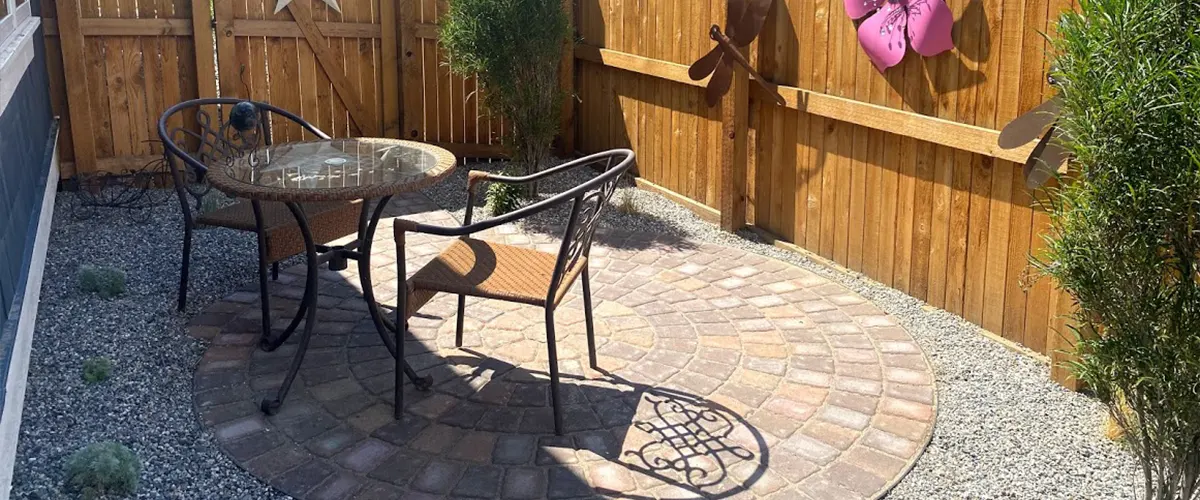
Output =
[
  {"x1": 1036, "y1": 0, "x2": 1200, "y2": 498},
  {"x1": 440, "y1": 0, "x2": 570, "y2": 179}
]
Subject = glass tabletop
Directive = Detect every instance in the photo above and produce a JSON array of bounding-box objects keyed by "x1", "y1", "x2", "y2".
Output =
[{"x1": 207, "y1": 138, "x2": 457, "y2": 202}]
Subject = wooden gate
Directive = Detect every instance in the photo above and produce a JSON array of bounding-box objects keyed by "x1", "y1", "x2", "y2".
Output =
[{"x1": 45, "y1": 0, "x2": 505, "y2": 177}]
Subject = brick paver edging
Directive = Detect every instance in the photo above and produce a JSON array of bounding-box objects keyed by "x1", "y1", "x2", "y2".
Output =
[{"x1": 189, "y1": 193, "x2": 936, "y2": 500}]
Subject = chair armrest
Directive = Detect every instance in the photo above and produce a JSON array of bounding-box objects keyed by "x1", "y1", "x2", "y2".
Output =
[
  {"x1": 464, "y1": 152, "x2": 620, "y2": 194},
  {"x1": 398, "y1": 149, "x2": 635, "y2": 243}
]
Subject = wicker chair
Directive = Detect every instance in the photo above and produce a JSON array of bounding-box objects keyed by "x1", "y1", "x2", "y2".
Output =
[
  {"x1": 158, "y1": 98, "x2": 361, "y2": 347},
  {"x1": 392, "y1": 149, "x2": 636, "y2": 435}
]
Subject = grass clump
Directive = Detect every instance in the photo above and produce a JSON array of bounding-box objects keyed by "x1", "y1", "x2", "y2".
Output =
[
  {"x1": 64, "y1": 441, "x2": 140, "y2": 499},
  {"x1": 440, "y1": 0, "x2": 570, "y2": 182},
  {"x1": 81, "y1": 357, "x2": 113, "y2": 384},
  {"x1": 615, "y1": 188, "x2": 640, "y2": 215},
  {"x1": 1035, "y1": 0, "x2": 1200, "y2": 498},
  {"x1": 78, "y1": 266, "x2": 126, "y2": 299}
]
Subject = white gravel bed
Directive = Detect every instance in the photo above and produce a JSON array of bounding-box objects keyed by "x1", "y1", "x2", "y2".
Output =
[
  {"x1": 426, "y1": 159, "x2": 1143, "y2": 499},
  {"x1": 11, "y1": 194, "x2": 290, "y2": 499}
]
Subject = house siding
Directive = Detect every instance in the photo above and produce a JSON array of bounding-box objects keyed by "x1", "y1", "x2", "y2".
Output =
[{"x1": 0, "y1": 26, "x2": 54, "y2": 328}]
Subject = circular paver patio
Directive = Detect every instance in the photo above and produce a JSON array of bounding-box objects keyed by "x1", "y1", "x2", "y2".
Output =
[{"x1": 189, "y1": 193, "x2": 936, "y2": 500}]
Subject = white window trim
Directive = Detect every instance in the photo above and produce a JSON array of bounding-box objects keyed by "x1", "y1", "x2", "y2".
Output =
[{"x1": 0, "y1": 0, "x2": 38, "y2": 113}]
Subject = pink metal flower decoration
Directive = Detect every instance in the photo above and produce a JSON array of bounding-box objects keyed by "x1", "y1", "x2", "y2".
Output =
[{"x1": 845, "y1": 0, "x2": 954, "y2": 71}]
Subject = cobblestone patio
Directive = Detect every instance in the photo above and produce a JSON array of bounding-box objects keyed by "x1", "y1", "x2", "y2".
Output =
[{"x1": 188, "y1": 193, "x2": 936, "y2": 499}]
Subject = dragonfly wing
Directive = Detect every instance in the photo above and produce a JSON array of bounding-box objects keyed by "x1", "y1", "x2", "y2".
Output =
[
  {"x1": 725, "y1": 0, "x2": 749, "y2": 38},
  {"x1": 1023, "y1": 125, "x2": 1069, "y2": 189},
  {"x1": 706, "y1": 58, "x2": 735, "y2": 107},
  {"x1": 1000, "y1": 97, "x2": 1062, "y2": 149},
  {"x1": 689, "y1": 47, "x2": 724, "y2": 81},
  {"x1": 729, "y1": 0, "x2": 773, "y2": 46}
]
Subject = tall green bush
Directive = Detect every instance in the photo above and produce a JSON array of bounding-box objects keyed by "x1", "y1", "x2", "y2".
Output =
[
  {"x1": 440, "y1": 0, "x2": 570, "y2": 179},
  {"x1": 1036, "y1": 0, "x2": 1200, "y2": 498}
]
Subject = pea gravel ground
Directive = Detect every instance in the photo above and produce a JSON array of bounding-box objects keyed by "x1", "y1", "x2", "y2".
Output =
[{"x1": 11, "y1": 159, "x2": 1140, "y2": 499}]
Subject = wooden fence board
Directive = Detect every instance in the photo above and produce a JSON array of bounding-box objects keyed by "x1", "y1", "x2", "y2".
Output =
[
  {"x1": 568, "y1": 0, "x2": 1080, "y2": 386},
  {"x1": 44, "y1": 0, "x2": 1082, "y2": 385}
]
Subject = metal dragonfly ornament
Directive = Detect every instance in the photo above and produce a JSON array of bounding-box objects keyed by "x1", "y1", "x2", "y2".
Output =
[
  {"x1": 688, "y1": 0, "x2": 786, "y2": 107},
  {"x1": 998, "y1": 73, "x2": 1068, "y2": 189}
]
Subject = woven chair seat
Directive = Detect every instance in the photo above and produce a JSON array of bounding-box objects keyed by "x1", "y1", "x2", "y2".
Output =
[
  {"x1": 408, "y1": 238, "x2": 586, "y2": 308},
  {"x1": 197, "y1": 199, "x2": 362, "y2": 262}
]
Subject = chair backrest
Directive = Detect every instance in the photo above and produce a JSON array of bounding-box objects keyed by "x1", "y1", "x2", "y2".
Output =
[
  {"x1": 156, "y1": 98, "x2": 329, "y2": 220},
  {"x1": 548, "y1": 150, "x2": 635, "y2": 301}
]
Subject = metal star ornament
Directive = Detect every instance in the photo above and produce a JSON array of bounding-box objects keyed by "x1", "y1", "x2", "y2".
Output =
[{"x1": 274, "y1": 0, "x2": 341, "y2": 15}]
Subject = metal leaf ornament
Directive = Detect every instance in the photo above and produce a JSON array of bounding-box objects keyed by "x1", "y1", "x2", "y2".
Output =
[
  {"x1": 689, "y1": 0, "x2": 786, "y2": 107},
  {"x1": 998, "y1": 74, "x2": 1068, "y2": 189}
]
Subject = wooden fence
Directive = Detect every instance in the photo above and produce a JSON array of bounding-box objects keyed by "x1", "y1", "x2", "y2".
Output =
[
  {"x1": 41, "y1": 0, "x2": 505, "y2": 177},
  {"x1": 571, "y1": 0, "x2": 1079, "y2": 385},
  {"x1": 40, "y1": 0, "x2": 1081, "y2": 385}
]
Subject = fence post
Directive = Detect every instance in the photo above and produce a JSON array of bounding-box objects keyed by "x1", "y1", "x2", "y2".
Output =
[
  {"x1": 557, "y1": 0, "x2": 576, "y2": 156},
  {"x1": 381, "y1": 0, "x2": 401, "y2": 138},
  {"x1": 54, "y1": 0, "x2": 97, "y2": 174},
  {"x1": 212, "y1": 0, "x2": 238, "y2": 98},
  {"x1": 398, "y1": 0, "x2": 421, "y2": 141},
  {"x1": 190, "y1": 0, "x2": 218, "y2": 98},
  {"x1": 719, "y1": 64, "x2": 749, "y2": 232}
]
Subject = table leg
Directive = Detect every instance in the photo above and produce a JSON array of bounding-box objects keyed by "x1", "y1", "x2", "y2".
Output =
[
  {"x1": 251, "y1": 201, "x2": 273, "y2": 347},
  {"x1": 260, "y1": 202, "x2": 320, "y2": 415},
  {"x1": 356, "y1": 196, "x2": 433, "y2": 391}
]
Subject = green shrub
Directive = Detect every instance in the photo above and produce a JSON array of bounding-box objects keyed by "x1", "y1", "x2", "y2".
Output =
[
  {"x1": 440, "y1": 0, "x2": 570, "y2": 180},
  {"x1": 82, "y1": 358, "x2": 113, "y2": 384},
  {"x1": 486, "y1": 176, "x2": 525, "y2": 216},
  {"x1": 78, "y1": 266, "x2": 126, "y2": 299},
  {"x1": 64, "y1": 442, "x2": 140, "y2": 499},
  {"x1": 1035, "y1": 1, "x2": 1200, "y2": 498}
]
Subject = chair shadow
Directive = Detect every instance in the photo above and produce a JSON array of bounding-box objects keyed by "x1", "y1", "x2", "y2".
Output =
[
  {"x1": 280, "y1": 194, "x2": 765, "y2": 497},
  {"x1": 421, "y1": 347, "x2": 772, "y2": 499}
]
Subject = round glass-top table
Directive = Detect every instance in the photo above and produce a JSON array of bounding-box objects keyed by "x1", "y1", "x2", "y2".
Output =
[
  {"x1": 206, "y1": 138, "x2": 456, "y2": 202},
  {"x1": 206, "y1": 138, "x2": 457, "y2": 415}
]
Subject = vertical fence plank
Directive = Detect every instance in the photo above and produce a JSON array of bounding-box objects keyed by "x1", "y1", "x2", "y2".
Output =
[
  {"x1": 213, "y1": 0, "x2": 238, "y2": 98},
  {"x1": 558, "y1": 0, "x2": 575, "y2": 154},
  {"x1": 719, "y1": 66, "x2": 749, "y2": 232},
  {"x1": 381, "y1": 0, "x2": 400, "y2": 137},
  {"x1": 190, "y1": 0, "x2": 216, "y2": 98},
  {"x1": 55, "y1": 0, "x2": 98, "y2": 173},
  {"x1": 399, "y1": 0, "x2": 419, "y2": 140}
]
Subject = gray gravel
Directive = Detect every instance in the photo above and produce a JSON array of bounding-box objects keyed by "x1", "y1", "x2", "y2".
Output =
[
  {"x1": 427, "y1": 159, "x2": 1143, "y2": 499},
  {"x1": 11, "y1": 194, "x2": 289, "y2": 500}
]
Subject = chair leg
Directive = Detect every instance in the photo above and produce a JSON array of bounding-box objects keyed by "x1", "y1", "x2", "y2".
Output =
[
  {"x1": 178, "y1": 225, "x2": 193, "y2": 312},
  {"x1": 581, "y1": 266, "x2": 598, "y2": 370},
  {"x1": 545, "y1": 306, "x2": 564, "y2": 435},
  {"x1": 455, "y1": 295, "x2": 466, "y2": 348},
  {"x1": 271, "y1": 262, "x2": 280, "y2": 281},
  {"x1": 395, "y1": 243, "x2": 408, "y2": 420}
]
